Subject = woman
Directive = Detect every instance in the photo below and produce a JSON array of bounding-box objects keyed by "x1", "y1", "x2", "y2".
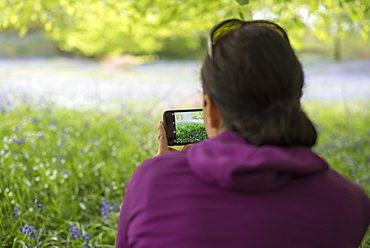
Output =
[{"x1": 116, "y1": 19, "x2": 370, "y2": 248}]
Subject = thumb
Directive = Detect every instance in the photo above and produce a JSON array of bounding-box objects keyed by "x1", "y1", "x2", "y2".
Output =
[{"x1": 157, "y1": 121, "x2": 169, "y2": 154}]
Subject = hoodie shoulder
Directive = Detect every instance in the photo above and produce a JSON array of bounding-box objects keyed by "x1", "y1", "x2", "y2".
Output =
[
  {"x1": 187, "y1": 132, "x2": 328, "y2": 193},
  {"x1": 127, "y1": 151, "x2": 189, "y2": 194}
]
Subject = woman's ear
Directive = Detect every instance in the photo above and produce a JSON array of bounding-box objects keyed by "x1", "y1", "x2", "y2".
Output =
[
  {"x1": 204, "y1": 94, "x2": 221, "y2": 129},
  {"x1": 204, "y1": 94, "x2": 228, "y2": 137}
]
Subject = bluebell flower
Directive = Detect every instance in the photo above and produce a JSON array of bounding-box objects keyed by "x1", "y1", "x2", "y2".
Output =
[
  {"x1": 81, "y1": 234, "x2": 91, "y2": 240},
  {"x1": 16, "y1": 138, "x2": 25, "y2": 144},
  {"x1": 70, "y1": 226, "x2": 91, "y2": 247},
  {"x1": 70, "y1": 225, "x2": 80, "y2": 240},
  {"x1": 63, "y1": 171, "x2": 70, "y2": 177},
  {"x1": 22, "y1": 225, "x2": 38, "y2": 240},
  {"x1": 34, "y1": 200, "x2": 43, "y2": 212},
  {"x1": 13, "y1": 207, "x2": 19, "y2": 217},
  {"x1": 82, "y1": 234, "x2": 91, "y2": 247},
  {"x1": 1, "y1": 106, "x2": 6, "y2": 114},
  {"x1": 101, "y1": 199, "x2": 115, "y2": 219}
]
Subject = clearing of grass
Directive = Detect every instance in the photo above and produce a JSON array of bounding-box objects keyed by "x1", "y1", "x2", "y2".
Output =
[{"x1": 0, "y1": 99, "x2": 369, "y2": 247}]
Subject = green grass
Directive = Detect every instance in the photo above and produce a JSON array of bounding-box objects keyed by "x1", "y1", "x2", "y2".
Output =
[
  {"x1": 176, "y1": 122, "x2": 208, "y2": 144},
  {"x1": 0, "y1": 99, "x2": 369, "y2": 247},
  {"x1": 0, "y1": 100, "x2": 157, "y2": 247}
]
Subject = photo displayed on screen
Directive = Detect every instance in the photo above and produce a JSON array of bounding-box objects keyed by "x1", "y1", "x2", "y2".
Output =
[{"x1": 174, "y1": 111, "x2": 208, "y2": 144}]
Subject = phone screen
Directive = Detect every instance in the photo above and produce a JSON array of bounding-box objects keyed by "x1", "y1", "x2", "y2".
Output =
[{"x1": 163, "y1": 109, "x2": 208, "y2": 146}]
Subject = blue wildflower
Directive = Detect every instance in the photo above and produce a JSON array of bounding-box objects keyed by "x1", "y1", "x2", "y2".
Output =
[
  {"x1": 62, "y1": 171, "x2": 70, "y2": 177},
  {"x1": 1, "y1": 106, "x2": 6, "y2": 114},
  {"x1": 101, "y1": 199, "x2": 115, "y2": 219},
  {"x1": 34, "y1": 199, "x2": 43, "y2": 212},
  {"x1": 82, "y1": 234, "x2": 91, "y2": 240},
  {"x1": 82, "y1": 233, "x2": 91, "y2": 247},
  {"x1": 70, "y1": 226, "x2": 80, "y2": 240},
  {"x1": 16, "y1": 138, "x2": 25, "y2": 144},
  {"x1": 22, "y1": 225, "x2": 38, "y2": 240},
  {"x1": 13, "y1": 207, "x2": 19, "y2": 217},
  {"x1": 70, "y1": 226, "x2": 91, "y2": 247}
]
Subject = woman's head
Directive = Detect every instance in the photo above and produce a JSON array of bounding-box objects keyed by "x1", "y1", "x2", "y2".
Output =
[{"x1": 201, "y1": 19, "x2": 317, "y2": 147}]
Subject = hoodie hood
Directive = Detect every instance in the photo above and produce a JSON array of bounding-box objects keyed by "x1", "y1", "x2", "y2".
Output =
[{"x1": 187, "y1": 132, "x2": 328, "y2": 193}]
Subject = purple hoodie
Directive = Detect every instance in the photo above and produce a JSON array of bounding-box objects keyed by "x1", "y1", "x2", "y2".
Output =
[{"x1": 116, "y1": 132, "x2": 370, "y2": 248}]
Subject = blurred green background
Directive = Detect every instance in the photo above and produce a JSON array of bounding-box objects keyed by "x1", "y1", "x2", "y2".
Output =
[{"x1": 1, "y1": 0, "x2": 369, "y2": 60}]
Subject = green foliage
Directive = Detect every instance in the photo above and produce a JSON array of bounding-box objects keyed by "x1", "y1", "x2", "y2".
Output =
[
  {"x1": 190, "y1": 111, "x2": 203, "y2": 120},
  {"x1": 0, "y1": 99, "x2": 369, "y2": 246},
  {"x1": 1, "y1": 0, "x2": 242, "y2": 57},
  {"x1": 237, "y1": 0, "x2": 250, "y2": 5},
  {"x1": 1, "y1": 0, "x2": 368, "y2": 58},
  {"x1": 0, "y1": 100, "x2": 157, "y2": 246},
  {"x1": 0, "y1": 31, "x2": 58, "y2": 57},
  {"x1": 176, "y1": 122, "x2": 208, "y2": 144}
]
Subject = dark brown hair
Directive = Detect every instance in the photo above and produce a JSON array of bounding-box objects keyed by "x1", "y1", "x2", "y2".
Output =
[{"x1": 201, "y1": 22, "x2": 317, "y2": 147}]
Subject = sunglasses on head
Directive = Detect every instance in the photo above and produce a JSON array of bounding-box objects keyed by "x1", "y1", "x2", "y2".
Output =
[{"x1": 208, "y1": 19, "x2": 289, "y2": 58}]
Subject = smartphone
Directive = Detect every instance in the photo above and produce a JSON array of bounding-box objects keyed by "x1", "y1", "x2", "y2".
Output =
[{"x1": 163, "y1": 109, "x2": 208, "y2": 146}]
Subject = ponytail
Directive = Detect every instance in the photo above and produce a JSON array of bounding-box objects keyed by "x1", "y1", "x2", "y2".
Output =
[{"x1": 222, "y1": 101, "x2": 317, "y2": 147}]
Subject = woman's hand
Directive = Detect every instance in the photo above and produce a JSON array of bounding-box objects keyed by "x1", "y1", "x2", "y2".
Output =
[
  {"x1": 156, "y1": 121, "x2": 178, "y2": 156},
  {"x1": 155, "y1": 121, "x2": 191, "y2": 156}
]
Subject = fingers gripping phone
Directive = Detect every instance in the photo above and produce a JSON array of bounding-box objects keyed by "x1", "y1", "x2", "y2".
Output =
[{"x1": 163, "y1": 109, "x2": 208, "y2": 146}]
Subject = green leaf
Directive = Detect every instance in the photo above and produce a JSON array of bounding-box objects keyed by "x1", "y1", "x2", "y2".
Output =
[
  {"x1": 239, "y1": 10, "x2": 245, "y2": 20},
  {"x1": 236, "y1": 0, "x2": 249, "y2": 5}
]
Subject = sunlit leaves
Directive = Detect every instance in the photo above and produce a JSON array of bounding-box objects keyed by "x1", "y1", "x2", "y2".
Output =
[
  {"x1": 0, "y1": 0, "x2": 241, "y2": 56},
  {"x1": 0, "y1": 0, "x2": 369, "y2": 57},
  {"x1": 236, "y1": 0, "x2": 250, "y2": 5}
]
